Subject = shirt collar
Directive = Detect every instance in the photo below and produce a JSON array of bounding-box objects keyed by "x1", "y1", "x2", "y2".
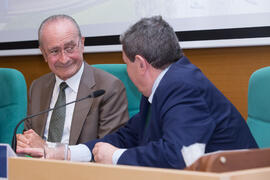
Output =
[
  {"x1": 55, "y1": 62, "x2": 84, "y2": 93},
  {"x1": 148, "y1": 65, "x2": 171, "y2": 103}
]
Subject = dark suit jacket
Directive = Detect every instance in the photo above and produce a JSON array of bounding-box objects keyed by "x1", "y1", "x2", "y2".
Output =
[
  {"x1": 85, "y1": 56, "x2": 258, "y2": 169},
  {"x1": 25, "y1": 62, "x2": 129, "y2": 145}
]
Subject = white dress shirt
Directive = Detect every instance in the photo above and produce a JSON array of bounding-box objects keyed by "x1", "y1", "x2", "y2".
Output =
[{"x1": 44, "y1": 63, "x2": 84, "y2": 144}]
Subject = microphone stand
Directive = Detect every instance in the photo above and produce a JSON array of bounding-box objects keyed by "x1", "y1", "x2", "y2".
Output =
[{"x1": 12, "y1": 95, "x2": 91, "y2": 152}]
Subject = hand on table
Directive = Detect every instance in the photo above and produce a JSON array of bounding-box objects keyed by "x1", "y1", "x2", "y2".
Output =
[{"x1": 92, "y1": 142, "x2": 119, "y2": 164}]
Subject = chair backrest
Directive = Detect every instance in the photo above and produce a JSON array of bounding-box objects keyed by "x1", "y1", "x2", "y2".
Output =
[
  {"x1": 185, "y1": 148, "x2": 270, "y2": 172},
  {"x1": 92, "y1": 64, "x2": 141, "y2": 118},
  {"x1": 247, "y1": 66, "x2": 270, "y2": 148},
  {"x1": 0, "y1": 68, "x2": 27, "y2": 146}
]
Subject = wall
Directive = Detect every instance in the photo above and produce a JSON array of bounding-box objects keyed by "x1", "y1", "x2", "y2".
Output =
[{"x1": 1, "y1": 46, "x2": 270, "y2": 119}]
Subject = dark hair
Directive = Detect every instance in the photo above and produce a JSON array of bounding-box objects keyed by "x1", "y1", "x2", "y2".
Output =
[
  {"x1": 120, "y1": 16, "x2": 183, "y2": 69},
  {"x1": 38, "y1": 14, "x2": 81, "y2": 46}
]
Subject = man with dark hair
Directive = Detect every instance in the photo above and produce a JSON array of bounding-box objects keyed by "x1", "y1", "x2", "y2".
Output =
[
  {"x1": 16, "y1": 15, "x2": 129, "y2": 149},
  {"x1": 18, "y1": 16, "x2": 257, "y2": 169}
]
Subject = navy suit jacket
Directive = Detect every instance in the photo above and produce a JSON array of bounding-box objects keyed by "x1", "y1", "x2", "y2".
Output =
[{"x1": 85, "y1": 56, "x2": 257, "y2": 169}]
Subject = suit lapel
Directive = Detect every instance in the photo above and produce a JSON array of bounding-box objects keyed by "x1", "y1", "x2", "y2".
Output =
[
  {"x1": 69, "y1": 62, "x2": 95, "y2": 144},
  {"x1": 38, "y1": 74, "x2": 55, "y2": 138}
]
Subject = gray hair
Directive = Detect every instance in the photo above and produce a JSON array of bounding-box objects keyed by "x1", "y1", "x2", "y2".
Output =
[
  {"x1": 120, "y1": 16, "x2": 183, "y2": 69},
  {"x1": 38, "y1": 14, "x2": 82, "y2": 46}
]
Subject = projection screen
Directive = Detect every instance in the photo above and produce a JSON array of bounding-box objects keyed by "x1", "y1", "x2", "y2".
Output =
[{"x1": 0, "y1": 0, "x2": 270, "y2": 56}]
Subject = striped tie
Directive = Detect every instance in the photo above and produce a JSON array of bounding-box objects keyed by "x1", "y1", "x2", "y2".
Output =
[{"x1": 48, "y1": 82, "x2": 68, "y2": 142}]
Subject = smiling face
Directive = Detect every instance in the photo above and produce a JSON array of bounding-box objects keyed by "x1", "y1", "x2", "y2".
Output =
[{"x1": 39, "y1": 19, "x2": 85, "y2": 80}]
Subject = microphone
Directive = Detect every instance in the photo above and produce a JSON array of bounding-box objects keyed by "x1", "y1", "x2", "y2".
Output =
[{"x1": 11, "y1": 89, "x2": 105, "y2": 152}]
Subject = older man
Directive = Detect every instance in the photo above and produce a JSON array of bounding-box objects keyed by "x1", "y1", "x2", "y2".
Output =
[{"x1": 16, "y1": 15, "x2": 129, "y2": 149}]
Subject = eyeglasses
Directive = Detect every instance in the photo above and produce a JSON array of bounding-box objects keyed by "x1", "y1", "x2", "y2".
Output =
[{"x1": 46, "y1": 40, "x2": 81, "y2": 58}]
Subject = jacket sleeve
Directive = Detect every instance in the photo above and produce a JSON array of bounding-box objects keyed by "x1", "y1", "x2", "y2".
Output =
[
  {"x1": 84, "y1": 113, "x2": 141, "y2": 151},
  {"x1": 117, "y1": 85, "x2": 215, "y2": 169}
]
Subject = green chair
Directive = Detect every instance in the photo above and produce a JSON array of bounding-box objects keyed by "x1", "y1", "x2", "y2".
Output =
[
  {"x1": 0, "y1": 68, "x2": 27, "y2": 146},
  {"x1": 92, "y1": 64, "x2": 141, "y2": 118},
  {"x1": 247, "y1": 66, "x2": 270, "y2": 148}
]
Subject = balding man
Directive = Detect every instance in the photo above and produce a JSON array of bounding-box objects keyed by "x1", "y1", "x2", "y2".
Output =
[{"x1": 16, "y1": 15, "x2": 129, "y2": 149}]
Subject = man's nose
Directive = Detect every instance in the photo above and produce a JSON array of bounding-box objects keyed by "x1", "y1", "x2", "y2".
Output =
[{"x1": 58, "y1": 50, "x2": 69, "y2": 63}]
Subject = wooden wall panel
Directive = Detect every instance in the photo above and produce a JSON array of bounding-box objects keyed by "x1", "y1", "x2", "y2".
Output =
[
  {"x1": 1, "y1": 46, "x2": 270, "y2": 119},
  {"x1": 184, "y1": 46, "x2": 270, "y2": 119}
]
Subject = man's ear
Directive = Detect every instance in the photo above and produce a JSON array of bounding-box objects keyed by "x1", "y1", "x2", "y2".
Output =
[
  {"x1": 39, "y1": 46, "x2": 48, "y2": 63},
  {"x1": 135, "y1": 55, "x2": 149, "y2": 72}
]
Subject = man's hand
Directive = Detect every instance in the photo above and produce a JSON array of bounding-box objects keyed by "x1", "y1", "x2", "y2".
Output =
[
  {"x1": 92, "y1": 142, "x2": 119, "y2": 164},
  {"x1": 17, "y1": 141, "x2": 70, "y2": 160},
  {"x1": 16, "y1": 147, "x2": 44, "y2": 158},
  {"x1": 16, "y1": 129, "x2": 45, "y2": 150}
]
